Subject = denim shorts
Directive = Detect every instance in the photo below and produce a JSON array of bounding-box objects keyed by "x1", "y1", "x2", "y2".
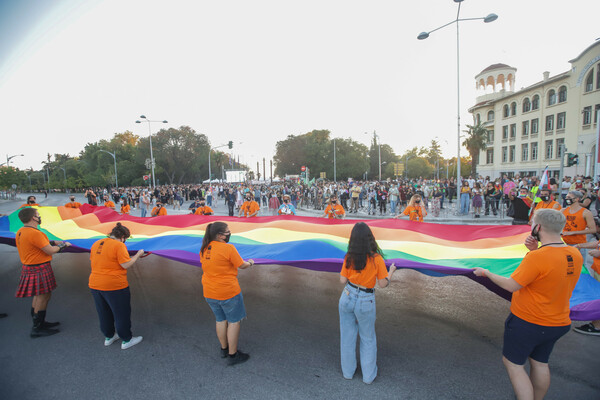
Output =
[
  {"x1": 503, "y1": 313, "x2": 570, "y2": 365},
  {"x1": 205, "y1": 292, "x2": 246, "y2": 323}
]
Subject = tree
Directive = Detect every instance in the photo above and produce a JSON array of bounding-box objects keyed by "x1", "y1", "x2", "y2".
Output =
[{"x1": 462, "y1": 123, "x2": 488, "y2": 178}]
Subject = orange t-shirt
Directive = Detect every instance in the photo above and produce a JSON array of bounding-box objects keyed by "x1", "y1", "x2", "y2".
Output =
[
  {"x1": 151, "y1": 206, "x2": 167, "y2": 216},
  {"x1": 403, "y1": 205, "x2": 426, "y2": 222},
  {"x1": 240, "y1": 201, "x2": 260, "y2": 217},
  {"x1": 19, "y1": 203, "x2": 40, "y2": 208},
  {"x1": 590, "y1": 243, "x2": 600, "y2": 275},
  {"x1": 194, "y1": 206, "x2": 214, "y2": 215},
  {"x1": 510, "y1": 246, "x2": 582, "y2": 326},
  {"x1": 89, "y1": 238, "x2": 131, "y2": 291},
  {"x1": 340, "y1": 253, "x2": 388, "y2": 289},
  {"x1": 324, "y1": 204, "x2": 345, "y2": 219},
  {"x1": 200, "y1": 241, "x2": 244, "y2": 300},
  {"x1": 15, "y1": 227, "x2": 52, "y2": 265},
  {"x1": 120, "y1": 204, "x2": 131, "y2": 214},
  {"x1": 104, "y1": 201, "x2": 115, "y2": 209},
  {"x1": 562, "y1": 207, "x2": 588, "y2": 244},
  {"x1": 64, "y1": 201, "x2": 82, "y2": 209}
]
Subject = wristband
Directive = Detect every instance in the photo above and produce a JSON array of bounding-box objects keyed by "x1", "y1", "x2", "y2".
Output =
[
  {"x1": 57, "y1": 243, "x2": 67, "y2": 253},
  {"x1": 481, "y1": 270, "x2": 486, "y2": 277}
]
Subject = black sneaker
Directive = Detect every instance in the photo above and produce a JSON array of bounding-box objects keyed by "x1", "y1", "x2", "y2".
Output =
[
  {"x1": 30, "y1": 326, "x2": 60, "y2": 338},
  {"x1": 221, "y1": 347, "x2": 229, "y2": 358},
  {"x1": 573, "y1": 323, "x2": 600, "y2": 336},
  {"x1": 227, "y1": 350, "x2": 250, "y2": 366}
]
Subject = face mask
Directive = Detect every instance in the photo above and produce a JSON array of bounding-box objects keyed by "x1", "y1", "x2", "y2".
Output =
[
  {"x1": 531, "y1": 224, "x2": 541, "y2": 241},
  {"x1": 331, "y1": 200, "x2": 337, "y2": 204},
  {"x1": 565, "y1": 198, "x2": 574, "y2": 205},
  {"x1": 222, "y1": 233, "x2": 231, "y2": 243},
  {"x1": 200, "y1": 203, "x2": 205, "y2": 206},
  {"x1": 415, "y1": 200, "x2": 421, "y2": 204},
  {"x1": 29, "y1": 200, "x2": 36, "y2": 204},
  {"x1": 284, "y1": 200, "x2": 289, "y2": 203},
  {"x1": 518, "y1": 193, "x2": 527, "y2": 198},
  {"x1": 540, "y1": 196, "x2": 549, "y2": 202},
  {"x1": 33, "y1": 216, "x2": 42, "y2": 225},
  {"x1": 70, "y1": 198, "x2": 75, "y2": 202},
  {"x1": 577, "y1": 180, "x2": 581, "y2": 183}
]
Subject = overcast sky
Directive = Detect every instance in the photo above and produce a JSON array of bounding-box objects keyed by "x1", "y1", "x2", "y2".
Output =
[{"x1": 1, "y1": 0, "x2": 599, "y2": 174}]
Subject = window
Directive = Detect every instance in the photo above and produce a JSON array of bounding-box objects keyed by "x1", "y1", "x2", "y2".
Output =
[
  {"x1": 511, "y1": 102, "x2": 517, "y2": 116},
  {"x1": 532, "y1": 142, "x2": 538, "y2": 160},
  {"x1": 532, "y1": 95, "x2": 540, "y2": 110},
  {"x1": 586, "y1": 72, "x2": 594, "y2": 92},
  {"x1": 597, "y1": 64, "x2": 600, "y2": 90},
  {"x1": 531, "y1": 118, "x2": 539, "y2": 134},
  {"x1": 486, "y1": 149, "x2": 494, "y2": 164},
  {"x1": 583, "y1": 106, "x2": 592, "y2": 125},
  {"x1": 545, "y1": 140, "x2": 553, "y2": 159},
  {"x1": 487, "y1": 110, "x2": 495, "y2": 121},
  {"x1": 522, "y1": 98, "x2": 531, "y2": 112},
  {"x1": 502, "y1": 125, "x2": 508, "y2": 139},
  {"x1": 503, "y1": 104, "x2": 510, "y2": 118},
  {"x1": 548, "y1": 89, "x2": 556, "y2": 106},
  {"x1": 509, "y1": 146, "x2": 515, "y2": 162},
  {"x1": 476, "y1": 113, "x2": 481, "y2": 124},
  {"x1": 546, "y1": 115, "x2": 554, "y2": 131},
  {"x1": 522, "y1": 121, "x2": 529, "y2": 137},
  {"x1": 556, "y1": 138, "x2": 564, "y2": 159},
  {"x1": 595, "y1": 104, "x2": 600, "y2": 123},
  {"x1": 521, "y1": 143, "x2": 529, "y2": 161},
  {"x1": 558, "y1": 86, "x2": 567, "y2": 103},
  {"x1": 487, "y1": 130, "x2": 494, "y2": 144},
  {"x1": 510, "y1": 124, "x2": 516, "y2": 138},
  {"x1": 557, "y1": 112, "x2": 566, "y2": 130},
  {"x1": 502, "y1": 146, "x2": 508, "y2": 162}
]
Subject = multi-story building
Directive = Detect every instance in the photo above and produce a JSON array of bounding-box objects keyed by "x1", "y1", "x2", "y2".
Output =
[{"x1": 469, "y1": 41, "x2": 600, "y2": 179}]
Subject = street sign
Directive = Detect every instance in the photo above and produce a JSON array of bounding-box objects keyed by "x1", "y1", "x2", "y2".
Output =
[
  {"x1": 320, "y1": 172, "x2": 326, "y2": 179},
  {"x1": 143, "y1": 175, "x2": 150, "y2": 181},
  {"x1": 301, "y1": 166, "x2": 306, "y2": 172},
  {"x1": 394, "y1": 163, "x2": 404, "y2": 174},
  {"x1": 11, "y1": 184, "x2": 17, "y2": 189}
]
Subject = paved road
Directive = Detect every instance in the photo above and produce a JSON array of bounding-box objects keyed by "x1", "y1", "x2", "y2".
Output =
[{"x1": 1, "y1": 194, "x2": 598, "y2": 399}]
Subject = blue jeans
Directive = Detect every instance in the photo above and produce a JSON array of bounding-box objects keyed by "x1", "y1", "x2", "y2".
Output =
[
  {"x1": 140, "y1": 207, "x2": 147, "y2": 218},
  {"x1": 90, "y1": 287, "x2": 132, "y2": 341},
  {"x1": 390, "y1": 200, "x2": 397, "y2": 214},
  {"x1": 460, "y1": 193, "x2": 470, "y2": 215},
  {"x1": 339, "y1": 284, "x2": 377, "y2": 383}
]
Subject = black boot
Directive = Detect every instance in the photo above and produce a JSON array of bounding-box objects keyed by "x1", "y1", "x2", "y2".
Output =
[
  {"x1": 31, "y1": 312, "x2": 59, "y2": 338},
  {"x1": 38, "y1": 310, "x2": 60, "y2": 328}
]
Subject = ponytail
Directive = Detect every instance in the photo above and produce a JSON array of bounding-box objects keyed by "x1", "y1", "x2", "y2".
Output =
[
  {"x1": 110, "y1": 222, "x2": 131, "y2": 239},
  {"x1": 201, "y1": 222, "x2": 228, "y2": 255}
]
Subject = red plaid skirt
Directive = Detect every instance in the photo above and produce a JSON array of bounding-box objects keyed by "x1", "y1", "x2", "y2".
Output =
[{"x1": 15, "y1": 262, "x2": 57, "y2": 298}]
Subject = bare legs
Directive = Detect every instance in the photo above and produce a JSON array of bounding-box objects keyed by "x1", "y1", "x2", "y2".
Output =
[
  {"x1": 215, "y1": 320, "x2": 241, "y2": 355},
  {"x1": 503, "y1": 356, "x2": 550, "y2": 400},
  {"x1": 32, "y1": 292, "x2": 51, "y2": 313}
]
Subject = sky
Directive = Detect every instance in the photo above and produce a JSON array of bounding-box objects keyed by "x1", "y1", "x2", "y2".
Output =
[{"x1": 1, "y1": 0, "x2": 599, "y2": 175}]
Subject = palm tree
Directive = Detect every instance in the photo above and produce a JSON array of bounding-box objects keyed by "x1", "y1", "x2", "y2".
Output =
[{"x1": 462, "y1": 123, "x2": 488, "y2": 178}]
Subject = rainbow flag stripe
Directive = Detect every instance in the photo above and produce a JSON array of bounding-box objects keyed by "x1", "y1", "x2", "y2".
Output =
[{"x1": 1, "y1": 205, "x2": 599, "y2": 320}]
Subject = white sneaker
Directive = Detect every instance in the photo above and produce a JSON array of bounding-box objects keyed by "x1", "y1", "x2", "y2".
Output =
[
  {"x1": 104, "y1": 333, "x2": 120, "y2": 346},
  {"x1": 121, "y1": 336, "x2": 143, "y2": 350}
]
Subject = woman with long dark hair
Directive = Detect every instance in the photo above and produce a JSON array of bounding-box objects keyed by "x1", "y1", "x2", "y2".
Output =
[
  {"x1": 200, "y1": 222, "x2": 254, "y2": 366},
  {"x1": 339, "y1": 222, "x2": 397, "y2": 384}
]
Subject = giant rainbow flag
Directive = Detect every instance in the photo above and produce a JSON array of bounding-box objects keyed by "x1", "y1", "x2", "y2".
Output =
[{"x1": 1, "y1": 205, "x2": 599, "y2": 320}]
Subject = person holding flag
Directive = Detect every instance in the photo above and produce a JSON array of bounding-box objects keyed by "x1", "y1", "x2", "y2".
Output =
[{"x1": 278, "y1": 194, "x2": 296, "y2": 215}]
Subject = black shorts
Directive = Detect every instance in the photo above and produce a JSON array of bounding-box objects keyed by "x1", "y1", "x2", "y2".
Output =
[{"x1": 503, "y1": 313, "x2": 570, "y2": 365}]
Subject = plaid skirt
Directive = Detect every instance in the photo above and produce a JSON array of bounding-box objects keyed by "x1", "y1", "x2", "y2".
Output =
[{"x1": 15, "y1": 262, "x2": 57, "y2": 298}]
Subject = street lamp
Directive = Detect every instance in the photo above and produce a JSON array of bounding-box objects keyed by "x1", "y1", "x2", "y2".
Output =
[
  {"x1": 99, "y1": 150, "x2": 118, "y2": 188},
  {"x1": 418, "y1": 0, "x2": 497, "y2": 186},
  {"x1": 364, "y1": 131, "x2": 382, "y2": 181},
  {"x1": 5, "y1": 154, "x2": 24, "y2": 167},
  {"x1": 333, "y1": 138, "x2": 337, "y2": 182},
  {"x1": 136, "y1": 115, "x2": 168, "y2": 188}
]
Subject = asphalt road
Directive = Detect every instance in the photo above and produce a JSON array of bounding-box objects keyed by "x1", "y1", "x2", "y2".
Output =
[{"x1": 0, "y1": 194, "x2": 598, "y2": 399}]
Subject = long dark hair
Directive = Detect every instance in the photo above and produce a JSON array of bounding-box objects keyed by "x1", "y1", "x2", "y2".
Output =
[
  {"x1": 201, "y1": 222, "x2": 228, "y2": 255},
  {"x1": 344, "y1": 222, "x2": 383, "y2": 271},
  {"x1": 110, "y1": 222, "x2": 131, "y2": 239}
]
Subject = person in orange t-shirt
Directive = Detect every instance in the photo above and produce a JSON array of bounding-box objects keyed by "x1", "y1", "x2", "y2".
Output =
[
  {"x1": 15, "y1": 207, "x2": 71, "y2": 338},
  {"x1": 64, "y1": 195, "x2": 82, "y2": 209},
  {"x1": 562, "y1": 191, "x2": 595, "y2": 263},
  {"x1": 528, "y1": 188, "x2": 561, "y2": 224},
  {"x1": 194, "y1": 198, "x2": 214, "y2": 215},
  {"x1": 396, "y1": 194, "x2": 427, "y2": 222},
  {"x1": 103, "y1": 194, "x2": 115, "y2": 211},
  {"x1": 19, "y1": 195, "x2": 40, "y2": 208},
  {"x1": 238, "y1": 194, "x2": 260, "y2": 218},
  {"x1": 339, "y1": 222, "x2": 397, "y2": 384},
  {"x1": 89, "y1": 222, "x2": 145, "y2": 349},
  {"x1": 151, "y1": 201, "x2": 167, "y2": 217},
  {"x1": 120, "y1": 199, "x2": 131, "y2": 215},
  {"x1": 474, "y1": 209, "x2": 582, "y2": 400},
  {"x1": 200, "y1": 222, "x2": 254, "y2": 366},
  {"x1": 322, "y1": 195, "x2": 345, "y2": 219},
  {"x1": 572, "y1": 225, "x2": 600, "y2": 336}
]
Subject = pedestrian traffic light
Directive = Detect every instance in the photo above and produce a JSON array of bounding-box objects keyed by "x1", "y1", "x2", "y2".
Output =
[
  {"x1": 228, "y1": 141, "x2": 233, "y2": 149},
  {"x1": 566, "y1": 153, "x2": 579, "y2": 167}
]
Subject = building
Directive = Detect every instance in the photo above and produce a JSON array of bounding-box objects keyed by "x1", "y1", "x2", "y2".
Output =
[{"x1": 469, "y1": 41, "x2": 600, "y2": 179}]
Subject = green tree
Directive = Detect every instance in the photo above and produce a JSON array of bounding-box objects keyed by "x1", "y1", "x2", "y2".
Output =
[{"x1": 462, "y1": 123, "x2": 488, "y2": 178}]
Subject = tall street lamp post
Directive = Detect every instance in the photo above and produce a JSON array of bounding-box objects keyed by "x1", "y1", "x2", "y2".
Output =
[
  {"x1": 364, "y1": 131, "x2": 382, "y2": 181},
  {"x1": 136, "y1": 115, "x2": 167, "y2": 189},
  {"x1": 4, "y1": 153, "x2": 24, "y2": 167},
  {"x1": 99, "y1": 150, "x2": 118, "y2": 188},
  {"x1": 418, "y1": 0, "x2": 497, "y2": 186},
  {"x1": 333, "y1": 138, "x2": 337, "y2": 182}
]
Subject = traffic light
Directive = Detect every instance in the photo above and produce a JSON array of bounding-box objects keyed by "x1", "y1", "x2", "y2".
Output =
[
  {"x1": 566, "y1": 153, "x2": 579, "y2": 167},
  {"x1": 228, "y1": 141, "x2": 233, "y2": 149}
]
